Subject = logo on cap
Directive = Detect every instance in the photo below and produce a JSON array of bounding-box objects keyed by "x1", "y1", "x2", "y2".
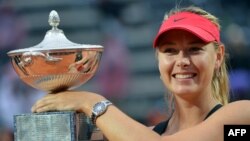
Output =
[{"x1": 173, "y1": 17, "x2": 186, "y2": 22}]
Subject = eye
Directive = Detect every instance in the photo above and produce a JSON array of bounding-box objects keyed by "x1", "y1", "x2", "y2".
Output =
[
  {"x1": 161, "y1": 48, "x2": 178, "y2": 54},
  {"x1": 189, "y1": 47, "x2": 202, "y2": 53}
]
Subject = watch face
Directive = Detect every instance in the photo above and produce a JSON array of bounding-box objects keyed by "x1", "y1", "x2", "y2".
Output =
[
  {"x1": 91, "y1": 100, "x2": 112, "y2": 125},
  {"x1": 94, "y1": 102, "x2": 105, "y2": 115}
]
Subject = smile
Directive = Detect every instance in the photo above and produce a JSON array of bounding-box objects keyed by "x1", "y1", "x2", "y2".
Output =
[{"x1": 173, "y1": 73, "x2": 197, "y2": 79}]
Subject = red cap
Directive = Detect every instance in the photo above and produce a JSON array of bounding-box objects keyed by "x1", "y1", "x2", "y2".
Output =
[{"x1": 153, "y1": 12, "x2": 220, "y2": 48}]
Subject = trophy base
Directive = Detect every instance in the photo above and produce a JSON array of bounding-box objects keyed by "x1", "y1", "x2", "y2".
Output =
[{"x1": 14, "y1": 111, "x2": 95, "y2": 141}]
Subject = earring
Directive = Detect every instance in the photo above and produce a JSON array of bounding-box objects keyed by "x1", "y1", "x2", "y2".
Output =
[{"x1": 215, "y1": 69, "x2": 220, "y2": 78}]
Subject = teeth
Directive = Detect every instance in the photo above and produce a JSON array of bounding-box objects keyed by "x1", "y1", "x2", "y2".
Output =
[{"x1": 175, "y1": 74, "x2": 194, "y2": 79}]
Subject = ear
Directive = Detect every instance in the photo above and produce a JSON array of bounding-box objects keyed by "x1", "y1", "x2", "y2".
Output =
[{"x1": 215, "y1": 44, "x2": 225, "y2": 69}]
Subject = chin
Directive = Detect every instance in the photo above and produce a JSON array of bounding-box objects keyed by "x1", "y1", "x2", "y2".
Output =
[{"x1": 172, "y1": 87, "x2": 198, "y2": 95}]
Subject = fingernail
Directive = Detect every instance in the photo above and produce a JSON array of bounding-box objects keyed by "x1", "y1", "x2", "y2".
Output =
[{"x1": 31, "y1": 107, "x2": 35, "y2": 113}]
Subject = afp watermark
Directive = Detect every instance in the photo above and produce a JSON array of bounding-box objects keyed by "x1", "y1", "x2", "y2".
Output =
[{"x1": 224, "y1": 125, "x2": 250, "y2": 141}]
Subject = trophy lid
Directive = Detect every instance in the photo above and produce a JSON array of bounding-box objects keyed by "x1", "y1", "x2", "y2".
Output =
[{"x1": 7, "y1": 10, "x2": 103, "y2": 56}]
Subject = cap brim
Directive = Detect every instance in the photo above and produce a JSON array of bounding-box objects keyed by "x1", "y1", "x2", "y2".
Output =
[{"x1": 153, "y1": 25, "x2": 215, "y2": 48}]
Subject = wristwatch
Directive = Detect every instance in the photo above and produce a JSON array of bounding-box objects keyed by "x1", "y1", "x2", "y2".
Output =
[{"x1": 91, "y1": 100, "x2": 112, "y2": 125}]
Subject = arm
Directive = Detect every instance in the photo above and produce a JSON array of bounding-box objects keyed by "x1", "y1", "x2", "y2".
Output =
[
  {"x1": 95, "y1": 105, "x2": 162, "y2": 141},
  {"x1": 164, "y1": 100, "x2": 250, "y2": 141},
  {"x1": 31, "y1": 91, "x2": 162, "y2": 141},
  {"x1": 89, "y1": 100, "x2": 250, "y2": 141},
  {"x1": 32, "y1": 91, "x2": 250, "y2": 141},
  {"x1": 90, "y1": 128, "x2": 108, "y2": 141}
]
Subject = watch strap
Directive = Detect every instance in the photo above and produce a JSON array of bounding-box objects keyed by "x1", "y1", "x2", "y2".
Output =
[{"x1": 91, "y1": 100, "x2": 112, "y2": 125}]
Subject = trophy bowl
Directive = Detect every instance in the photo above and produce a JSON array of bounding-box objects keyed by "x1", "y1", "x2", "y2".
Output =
[
  {"x1": 8, "y1": 48, "x2": 103, "y2": 93},
  {"x1": 7, "y1": 10, "x2": 103, "y2": 93}
]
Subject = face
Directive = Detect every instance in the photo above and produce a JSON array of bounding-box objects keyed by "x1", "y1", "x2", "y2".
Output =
[{"x1": 157, "y1": 29, "x2": 224, "y2": 98}]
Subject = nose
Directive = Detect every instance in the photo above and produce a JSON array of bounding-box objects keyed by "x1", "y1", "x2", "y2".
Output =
[{"x1": 176, "y1": 51, "x2": 191, "y2": 67}]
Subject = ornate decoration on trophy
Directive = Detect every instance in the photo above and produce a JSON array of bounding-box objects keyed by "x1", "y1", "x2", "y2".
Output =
[{"x1": 7, "y1": 10, "x2": 103, "y2": 141}]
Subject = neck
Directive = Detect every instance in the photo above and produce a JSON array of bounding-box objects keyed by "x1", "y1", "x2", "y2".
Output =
[{"x1": 164, "y1": 91, "x2": 219, "y2": 135}]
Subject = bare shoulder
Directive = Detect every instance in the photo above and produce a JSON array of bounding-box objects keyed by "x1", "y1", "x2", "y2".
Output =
[
  {"x1": 221, "y1": 100, "x2": 250, "y2": 113},
  {"x1": 163, "y1": 100, "x2": 250, "y2": 141},
  {"x1": 208, "y1": 100, "x2": 250, "y2": 124},
  {"x1": 226, "y1": 100, "x2": 250, "y2": 107}
]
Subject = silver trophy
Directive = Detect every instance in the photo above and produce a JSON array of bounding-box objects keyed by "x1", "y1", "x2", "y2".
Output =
[{"x1": 7, "y1": 10, "x2": 103, "y2": 141}]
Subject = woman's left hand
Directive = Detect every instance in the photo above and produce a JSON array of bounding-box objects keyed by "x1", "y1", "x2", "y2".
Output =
[{"x1": 31, "y1": 91, "x2": 105, "y2": 117}]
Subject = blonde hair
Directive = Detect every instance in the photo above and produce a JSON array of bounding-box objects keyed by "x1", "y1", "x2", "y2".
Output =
[{"x1": 160, "y1": 6, "x2": 229, "y2": 109}]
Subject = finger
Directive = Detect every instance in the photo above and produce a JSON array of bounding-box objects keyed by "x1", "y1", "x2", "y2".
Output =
[
  {"x1": 35, "y1": 104, "x2": 55, "y2": 113},
  {"x1": 33, "y1": 98, "x2": 49, "y2": 108},
  {"x1": 32, "y1": 97, "x2": 55, "y2": 112},
  {"x1": 32, "y1": 101, "x2": 51, "y2": 113}
]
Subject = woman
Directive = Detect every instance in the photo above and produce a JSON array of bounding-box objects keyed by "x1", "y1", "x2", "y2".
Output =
[
  {"x1": 32, "y1": 6, "x2": 250, "y2": 141},
  {"x1": 152, "y1": 6, "x2": 228, "y2": 135}
]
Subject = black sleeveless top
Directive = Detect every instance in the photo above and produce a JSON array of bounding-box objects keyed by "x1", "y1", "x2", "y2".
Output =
[{"x1": 153, "y1": 104, "x2": 222, "y2": 135}]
